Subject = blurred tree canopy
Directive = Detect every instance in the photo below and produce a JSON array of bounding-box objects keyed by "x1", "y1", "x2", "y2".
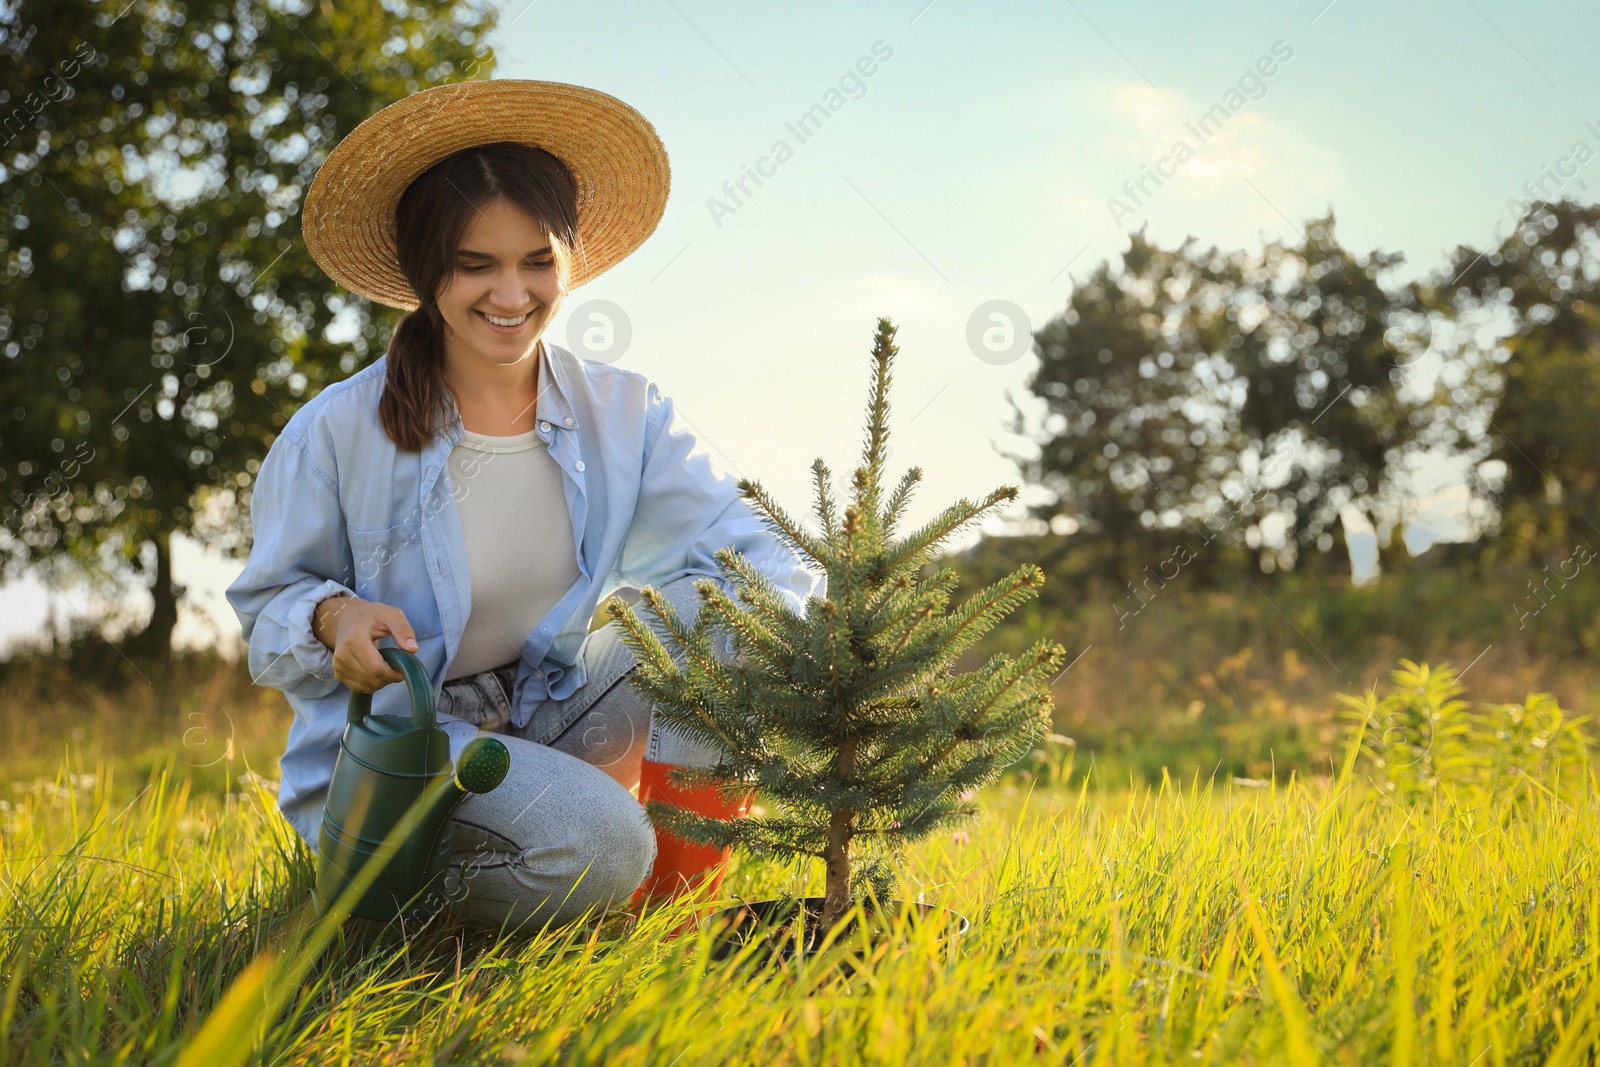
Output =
[
  {"x1": 1005, "y1": 213, "x2": 1425, "y2": 590},
  {"x1": 1436, "y1": 199, "x2": 1600, "y2": 566},
  {"x1": 0, "y1": 0, "x2": 496, "y2": 657}
]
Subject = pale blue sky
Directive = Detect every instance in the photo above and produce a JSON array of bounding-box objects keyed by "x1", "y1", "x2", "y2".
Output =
[{"x1": 7, "y1": 0, "x2": 1598, "y2": 653}]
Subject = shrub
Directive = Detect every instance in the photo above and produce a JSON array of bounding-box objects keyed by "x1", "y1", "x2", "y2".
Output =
[{"x1": 1338, "y1": 658, "x2": 1593, "y2": 805}]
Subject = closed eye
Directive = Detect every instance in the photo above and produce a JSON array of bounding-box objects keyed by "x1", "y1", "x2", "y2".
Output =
[{"x1": 459, "y1": 260, "x2": 556, "y2": 274}]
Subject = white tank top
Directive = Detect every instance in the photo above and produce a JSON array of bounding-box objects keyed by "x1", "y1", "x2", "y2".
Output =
[{"x1": 443, "y1": 426, "x2": 579, "y2": 680}]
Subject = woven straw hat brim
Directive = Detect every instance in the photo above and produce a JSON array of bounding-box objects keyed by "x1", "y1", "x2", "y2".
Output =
[{"x1": 302, "y1": 79, "x2": 670, "y2": 311}]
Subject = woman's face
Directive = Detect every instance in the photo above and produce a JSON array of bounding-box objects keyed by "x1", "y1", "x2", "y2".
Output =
[{"x1": 435, "y1": 197, "x2": 565, "y2": 374}]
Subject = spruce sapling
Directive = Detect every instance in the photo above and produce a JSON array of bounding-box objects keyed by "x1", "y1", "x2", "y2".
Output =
[{"x1": 604, "y1": 317, "x2": 1068, "y2": 932}]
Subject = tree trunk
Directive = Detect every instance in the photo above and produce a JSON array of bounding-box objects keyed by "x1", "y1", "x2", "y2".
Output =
[
  {"x1": 820, "y1": 737, "x2": 859, "y2": 931},
  {"x1": 128, "y1": 530, "x2": 178, "y2": 659}
]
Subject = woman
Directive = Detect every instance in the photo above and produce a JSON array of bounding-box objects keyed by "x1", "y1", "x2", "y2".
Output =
[{"x1": 224, "y1": 81, "x2": 821, "y2": 933}]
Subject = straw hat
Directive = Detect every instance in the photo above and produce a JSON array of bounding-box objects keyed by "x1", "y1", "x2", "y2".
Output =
[{"x1": 301, "y1": 79, "x2": 670, "y2": 311}]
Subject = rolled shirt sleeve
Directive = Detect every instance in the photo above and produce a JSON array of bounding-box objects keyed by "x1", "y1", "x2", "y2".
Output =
[{"x1": 225, "y1": 427, "x2": 356, "y2": 699}]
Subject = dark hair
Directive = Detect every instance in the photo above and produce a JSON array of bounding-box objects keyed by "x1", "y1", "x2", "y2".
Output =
[{"x1": 380, "y1": 142, "x2": 584, "y2": 453}]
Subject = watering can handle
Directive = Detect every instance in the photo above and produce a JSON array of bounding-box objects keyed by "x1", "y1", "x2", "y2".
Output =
[{"x1": 345, "y1": 646, "x2": 437, "y2": 730}]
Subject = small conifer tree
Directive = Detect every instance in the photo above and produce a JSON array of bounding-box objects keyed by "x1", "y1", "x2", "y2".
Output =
[{"x1": 604, "y1": 317, "x2": 1068, "y2": 931}]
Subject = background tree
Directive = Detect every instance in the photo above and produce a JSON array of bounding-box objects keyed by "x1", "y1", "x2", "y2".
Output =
[
  {"x1": 1225, "y1": 213, "x2": 1424, "y2": 577},
  {"x1": 1436, "y1": 198, "x2": 1600, "y2": 565},
  {"x1": 0, "y1": 0, "x2": 496, "y2": 659},
  {"x1": 1007, "y1": 214, "x2": 1423, "y2": 590},
  {"x1": 1003, "y1": 231, "x2": 1252, "y2": 588}
]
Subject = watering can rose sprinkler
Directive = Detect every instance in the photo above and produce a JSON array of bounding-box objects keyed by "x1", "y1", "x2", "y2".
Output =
[{"x1": 313, "y1": 645, "x2": 511, "y2": 923}]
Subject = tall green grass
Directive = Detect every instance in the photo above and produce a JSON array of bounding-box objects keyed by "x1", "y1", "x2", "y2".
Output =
[{"x1": 3, "y1": 669, "x2": 1598, "y2": 1064}]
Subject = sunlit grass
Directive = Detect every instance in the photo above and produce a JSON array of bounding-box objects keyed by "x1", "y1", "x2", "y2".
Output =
[{"x1": 3, "y1": 724, "x2": 1598, "y2": 1064}]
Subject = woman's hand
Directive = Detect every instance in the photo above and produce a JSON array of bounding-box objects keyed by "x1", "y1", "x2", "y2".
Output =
[{"x1": 314, "y1": 595, "x2": 420, "y2": 693}]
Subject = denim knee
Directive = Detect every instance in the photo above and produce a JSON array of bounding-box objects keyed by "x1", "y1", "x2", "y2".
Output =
[
  {"x1": 448, "y1": 777, "x2": 657, "y2": 931},
  {"x1": 539, "y1": 783, "x2": 657, "y2": 918}
]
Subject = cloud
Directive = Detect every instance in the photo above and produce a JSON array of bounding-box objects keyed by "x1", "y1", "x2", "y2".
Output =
[
  {"x1": 1092, "y1": 80, "x2": 1344, "y2": 228},
  {"x1": 1106, "y1": 84, "x2": 1275, "y2": 184}
]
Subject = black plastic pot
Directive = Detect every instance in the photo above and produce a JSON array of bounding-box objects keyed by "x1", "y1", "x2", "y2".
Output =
[{"x1": 704, "y1": 896, "x2": 970, "y2": 969}]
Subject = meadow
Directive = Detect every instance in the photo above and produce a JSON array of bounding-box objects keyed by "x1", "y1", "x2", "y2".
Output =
[{"x1": 1, "y1": 647, "x2": 1597, "y2": 1064}]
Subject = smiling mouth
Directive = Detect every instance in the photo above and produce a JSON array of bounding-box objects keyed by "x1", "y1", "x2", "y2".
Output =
[{"x1": 477, "y1": 309, "x2": 534, "y2": 327}]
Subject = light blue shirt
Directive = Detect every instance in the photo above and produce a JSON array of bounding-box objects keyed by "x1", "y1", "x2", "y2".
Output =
[{"x1": 224, "y1": 342, "x2": 823, "y2": 851}]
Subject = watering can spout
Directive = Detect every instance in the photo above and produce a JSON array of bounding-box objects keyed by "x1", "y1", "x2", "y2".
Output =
[{"x1": 415, "y1": 737, "x2": 512, "y2": 850}]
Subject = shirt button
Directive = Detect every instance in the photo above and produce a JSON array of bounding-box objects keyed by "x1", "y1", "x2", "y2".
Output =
[
  {"x1": 574, "y1": 460, "x2": 585, "y2": 472},
  {"x1": 563, "y1": 417, "x2": 574, "y2": 426},
  {"x1": 539, "y1": 421, "x2": 551, "y2": 432}
]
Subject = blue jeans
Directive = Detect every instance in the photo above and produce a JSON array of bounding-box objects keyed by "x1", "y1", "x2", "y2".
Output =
[{"x1": 436, "y1": 577, "x2": 731, "y2": 933}]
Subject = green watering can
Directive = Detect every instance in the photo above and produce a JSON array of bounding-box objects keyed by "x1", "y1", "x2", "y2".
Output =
[{"x1": 314, "y1": 646, "x2": 511, "y2": 923}]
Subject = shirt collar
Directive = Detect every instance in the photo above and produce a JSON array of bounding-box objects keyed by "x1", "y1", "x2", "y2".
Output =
[
  {"x1": 432, "y1": 340, "x2": 578, "y2": 447},
  {"x1": 421, "y1": 342, "x2": 578, "y2": 486},
  {"x1": 535, "y1": 342, "x2": 579, "y2": 431}
]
